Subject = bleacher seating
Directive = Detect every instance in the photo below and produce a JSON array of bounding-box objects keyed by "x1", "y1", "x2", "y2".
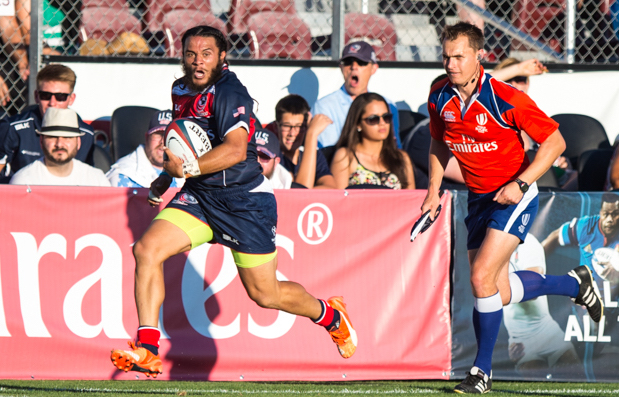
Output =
[
  {"x1": 80, "y1": 0, "x2": 141, "y2": 43},
  {"x1": 578, "y1": 148, "x2": 614, "y2": 191},
  {"x1": 345, "y1": 13, "x2": 398, "y2": 61},
  {"x1": 145, "y1": 0, "x2": 227, "y2": 57},
  {"x1": 551, "y1": 113, "x2": 611, "y2": 169},
  {"x1": 110, "y1": 106, "x2": 159, "y2": 162},
  {"x1": 228, "y1": 0, "x2": 312, "y2": 59}
]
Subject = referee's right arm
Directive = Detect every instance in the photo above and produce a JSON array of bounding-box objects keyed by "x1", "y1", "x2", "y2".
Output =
[{"x1": 421, "y1": 137, "x2": 450, "y2": 220}]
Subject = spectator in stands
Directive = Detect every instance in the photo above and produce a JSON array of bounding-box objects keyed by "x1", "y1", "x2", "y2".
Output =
[
  {"x1": 107, "y1": 110, "x2": 184, "y2": 188},
  {"x1": 0, "y1": 0, "x2": 64, "y2": 117},
  {"x1": 0, "y1": 0, "x2": 30, "y2": 116},
  {"x1": 267, "y1": 94, "x2": 336, "y2": 189},
  {"x1": 0, "y1": 64, "x2": 95, "y2": 183},
  {"x1": 251, "y1": 128, "x2": 292, "y2": 189},
  {"x1": 9, "y1": 108, "x2": 109, "y2": 186},
  {"x1": 0, "y1": 0, "x2": 31, "y2": 81},
  {"x1": 331, "y1": 92, "x2": 415, "y2": 189},
  {"x1": 312, "y1": 41, "x2": 401, "y2": 149},
  {"x1": 48, "y1": 0, "x2": 82, "y2": 55},
  {"x1": 0, "y1": 76, "x2": 9, "y2": 108}
]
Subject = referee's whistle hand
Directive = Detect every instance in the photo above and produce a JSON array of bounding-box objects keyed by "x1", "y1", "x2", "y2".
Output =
[
  {"x1": 493, "y1": 183, "x2": 523, "y2": 205},
  {"x1": 421, "y1": 193, "x2": 440, "y2": 220}
]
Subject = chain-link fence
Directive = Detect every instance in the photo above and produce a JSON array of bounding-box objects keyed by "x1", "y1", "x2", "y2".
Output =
[
  {"x1": 1, "y1": 0, "x2": 619, "y2": 115},
  {"x1": 1, "y1": 0, "x2": 31, "y2": 117}
]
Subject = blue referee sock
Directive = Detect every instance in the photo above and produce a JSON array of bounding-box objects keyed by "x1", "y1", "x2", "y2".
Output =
[
  {"x1": 509, "y1": 270, "x2": 579, "y2": 304},
  {"x1": 472, "y1": 293, "x2": 503, "y2": 376}
]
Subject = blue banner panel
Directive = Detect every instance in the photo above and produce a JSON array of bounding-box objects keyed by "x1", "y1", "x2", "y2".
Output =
[{"x1": 451, "y1": 191, "x2": 619, "y2": 382}]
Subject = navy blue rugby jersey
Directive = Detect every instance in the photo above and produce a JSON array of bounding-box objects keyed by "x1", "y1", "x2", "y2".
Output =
[{"x1": 171, "y1": 65, "x2": 261, "y2": 189}]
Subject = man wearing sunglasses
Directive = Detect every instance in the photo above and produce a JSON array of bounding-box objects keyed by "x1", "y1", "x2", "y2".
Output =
[
  {"x1": 251, "y1": 128, "x2": 292, "y2": 189},
  {"x1": 312, "y1": 41, "x2": 400, "y2": 150},
  {"x1": 0, "y1": 63, "x2": 94, "y2": 183}
]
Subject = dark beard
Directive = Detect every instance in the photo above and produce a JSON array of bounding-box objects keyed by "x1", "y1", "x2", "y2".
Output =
[
  {"x1": 44, "y1": 148, "x2": 74, "y2": 166},
  {"x1": 182, "y1": 59, "x2": 224, "y2": 92}
]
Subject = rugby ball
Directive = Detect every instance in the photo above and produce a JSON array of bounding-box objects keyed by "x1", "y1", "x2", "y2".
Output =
[
  {"x1": 164, "y1": 118, "x2": 212, "y2": 163},
  {"x1": 591, "y1": 247, "x2": 619, "y2": 280}
]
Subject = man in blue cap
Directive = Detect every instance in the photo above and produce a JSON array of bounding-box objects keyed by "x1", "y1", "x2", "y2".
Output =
[
  {"x1": 251, "y1": 128, "x2": 292, "y2": 189},
  {"x1": 312, "y1": 41, "x2": 400, "y2": 149}
]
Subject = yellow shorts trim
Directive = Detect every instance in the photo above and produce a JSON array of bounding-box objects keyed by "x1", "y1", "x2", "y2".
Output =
[
  {"x1": 154, "y1": 208, "x2": 213, "y2": 249},
  {"x1": 232, "y1": 249, "x2": 277, "y2": 268}
]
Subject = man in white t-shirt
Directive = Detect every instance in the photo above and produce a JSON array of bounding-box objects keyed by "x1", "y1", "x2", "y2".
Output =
[
  {"x1": 106, "y1": 109, "x2": 184, "y2": 189},
  {"x1": 10, "y1": 107, "x2": 110, "y2": 186}
]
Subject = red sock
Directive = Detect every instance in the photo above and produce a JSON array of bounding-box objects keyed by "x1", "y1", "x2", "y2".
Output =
[
  {"x1": 137, "y1": 326, "x2": 160, "y2": 348},
  {"x1": 314, "y1": 299, "x2": 336, "y2": 327}
]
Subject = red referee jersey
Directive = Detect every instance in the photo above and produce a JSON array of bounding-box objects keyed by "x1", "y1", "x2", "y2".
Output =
[{"x1": 428, "y1": 67, "x2": 558, "y2": 193}]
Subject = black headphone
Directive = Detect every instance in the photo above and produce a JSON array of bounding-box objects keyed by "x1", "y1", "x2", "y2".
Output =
[{"x1": 463, "y1": 56, "x2": 481, "y2": 88}]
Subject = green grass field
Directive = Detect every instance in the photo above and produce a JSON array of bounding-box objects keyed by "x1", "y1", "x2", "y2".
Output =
[{"x1": 0, "y1": 380, "x2": 617, "y2": 396}]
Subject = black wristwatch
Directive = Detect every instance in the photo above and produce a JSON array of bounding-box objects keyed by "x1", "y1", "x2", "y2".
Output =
[{"x1": 514, "y1": 178, "x2": 529, "y2": 193}]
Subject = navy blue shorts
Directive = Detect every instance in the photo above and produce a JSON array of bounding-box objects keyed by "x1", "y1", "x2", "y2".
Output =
[
  {"x1": 165, "y1": 175, "x2": 277, "y2": 254},
  {"x1": 465, "y1": 183, "x2": 539, "y2": 250}
]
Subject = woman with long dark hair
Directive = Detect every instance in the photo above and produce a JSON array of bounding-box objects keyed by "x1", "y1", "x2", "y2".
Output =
[{"x1": 330, "y1": 92, "x2": 415, "y2": 189}]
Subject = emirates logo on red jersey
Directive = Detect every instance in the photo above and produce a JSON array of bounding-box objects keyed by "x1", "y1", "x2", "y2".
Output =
[{"x1": 445, "y1": 134, "x2": 498, "y2": 153}]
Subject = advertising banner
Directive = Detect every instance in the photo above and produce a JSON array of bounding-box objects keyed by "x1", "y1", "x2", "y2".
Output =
[
  {"x1": 0, "y1": 186, "x2": 451, "y2": 381},
  {"x1": 451, "y1": 191, "x2": 619, "y2": 382}
]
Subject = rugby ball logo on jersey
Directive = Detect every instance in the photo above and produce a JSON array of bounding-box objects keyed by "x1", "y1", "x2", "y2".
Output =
[{"x1": 164, "y1": 118, "x2": 212, "y2": 163}]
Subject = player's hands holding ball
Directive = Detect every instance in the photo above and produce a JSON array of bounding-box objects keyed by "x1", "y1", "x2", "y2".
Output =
[
  {"x1": 162, "y1": 147, "x2": 185, "y2": 178},
  {"x1": 162, "y1": 118, "x2": 211, "y2": 179}
]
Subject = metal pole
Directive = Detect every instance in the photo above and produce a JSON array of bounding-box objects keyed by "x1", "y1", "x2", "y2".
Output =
[
  {"x1": 332, "y1": 0, "x2": 345, "y2": 61},
  {"x1": 565, "y1": 0, "x2": 576, "y2": 64},
  {"x1": 28, "y1": 0, "x2": 42, "y2": 105}
]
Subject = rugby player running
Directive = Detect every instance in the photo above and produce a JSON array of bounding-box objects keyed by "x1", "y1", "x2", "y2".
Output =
[
  {"x1": 421, "y1": 22, "x2": 602, "y2": 394},
  {"x1": 110, "y1": 25, "x2": 356, "y2": 377}
]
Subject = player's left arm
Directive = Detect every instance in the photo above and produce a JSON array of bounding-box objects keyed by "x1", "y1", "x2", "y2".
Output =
[{"x1": 163, "y1": 127, "x2": 248, "y2": 178}]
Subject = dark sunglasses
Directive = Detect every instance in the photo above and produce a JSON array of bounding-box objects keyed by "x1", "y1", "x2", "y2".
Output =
[
  {"x1": 340, "y1": 58, "x2": 369, "y2": 67},
  {"x1": 38, "y1": 91, "x2": 71, "y2": 101},
  {"x1": 506, "y1": 76, "x2": 528, "y2": 84},
  {"x1": 257, "y1": 151, "x2": 274, "y2": 161},
  {"x1": 362, "y1": 113, "x2": 392, "y2": 125}
]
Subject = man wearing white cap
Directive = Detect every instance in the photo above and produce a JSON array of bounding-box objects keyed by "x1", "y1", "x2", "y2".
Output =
[{"x1": 9, "y1": 108, "x2": 110, "y2": 186}]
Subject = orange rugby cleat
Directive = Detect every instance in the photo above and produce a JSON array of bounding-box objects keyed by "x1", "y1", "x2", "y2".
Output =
[
  {"x1": 110, "y1": 341, "x2": 162, "y2": 378},
  {"x1": 326, "y1": 296, "x2": 357, "y2": 359}
]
